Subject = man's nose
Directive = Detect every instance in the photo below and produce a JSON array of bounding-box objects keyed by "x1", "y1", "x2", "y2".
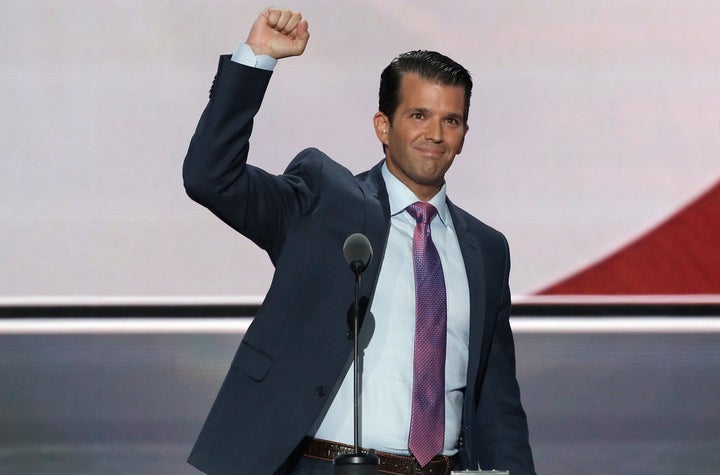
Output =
[{"x1": 424, "y1": 119, "x2": 443, "y2": 142}]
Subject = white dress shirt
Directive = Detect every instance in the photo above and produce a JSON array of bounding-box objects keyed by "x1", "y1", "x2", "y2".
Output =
[{"x1": 314, "y1": 164, "x2": 470, "y2": 455}]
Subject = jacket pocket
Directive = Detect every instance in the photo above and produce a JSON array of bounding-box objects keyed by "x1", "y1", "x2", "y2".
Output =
[{"x1": 232, "y1": 341, "x2": 274, "y2": 382}]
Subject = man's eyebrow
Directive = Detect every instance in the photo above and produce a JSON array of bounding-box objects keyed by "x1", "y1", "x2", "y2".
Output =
[
  {"x1": 406, "y1": 107, "x2": 463, "y2": 118},
  {"x1": 445, "y1": 112, "x2": 464, "y2": 121}
]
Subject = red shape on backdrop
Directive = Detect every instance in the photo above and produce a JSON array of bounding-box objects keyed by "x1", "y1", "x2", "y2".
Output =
[{"x1": 537, "y1": 179, "x2": 720, "y2": 295}]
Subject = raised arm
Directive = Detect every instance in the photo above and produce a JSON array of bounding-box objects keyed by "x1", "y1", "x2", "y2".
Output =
[{"x1": 182, "y1": 8, "x2": 315, "y2": 254}]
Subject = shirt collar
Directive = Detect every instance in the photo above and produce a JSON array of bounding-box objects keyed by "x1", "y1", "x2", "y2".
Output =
[{"x1": 381, "y1": 161, "x2": 450, "y2": 227}]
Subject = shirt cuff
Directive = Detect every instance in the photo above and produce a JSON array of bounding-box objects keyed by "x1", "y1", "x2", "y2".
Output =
[{"x1": 231, "y1": 42, "x2": 278, "y2": 71}]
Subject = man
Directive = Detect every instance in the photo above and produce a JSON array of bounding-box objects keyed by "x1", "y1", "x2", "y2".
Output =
[{"x1": 183, "y1": 8, "x2": 535, "y2": 475}]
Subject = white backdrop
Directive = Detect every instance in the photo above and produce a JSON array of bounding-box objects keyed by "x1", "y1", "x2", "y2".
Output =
[{"x1": 2, "y1": 0, "x2": 719, "y2": 298}]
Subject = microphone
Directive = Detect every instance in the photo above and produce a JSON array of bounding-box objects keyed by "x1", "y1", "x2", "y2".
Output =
[
  {"x1": 343, "y1": 233, "x2": 373, "y2": 274},
  {"x1": 336, "y1": 233, "x2": 379, "y2": 474}
]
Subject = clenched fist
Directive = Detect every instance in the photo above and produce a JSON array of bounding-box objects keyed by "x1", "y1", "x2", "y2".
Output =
[{"x1": 246, "y1": 8, "x2": 310, "y2": 59}]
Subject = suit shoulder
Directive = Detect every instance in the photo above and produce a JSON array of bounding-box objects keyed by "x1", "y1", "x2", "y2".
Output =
[
  {"x1": 285, "y1": 147, "x2": 355, "y2": 178},
  {"x1": 451, "y1": 204, "x2": 508, "y2": 247},
  {"x1": 283, "y1": 148, "x2": 358, "y2": 193}
]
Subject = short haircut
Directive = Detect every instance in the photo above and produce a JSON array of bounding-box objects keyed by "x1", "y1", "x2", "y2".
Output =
[{"x1": 378, "y1": 50, "x2": 472, "y2": 125}]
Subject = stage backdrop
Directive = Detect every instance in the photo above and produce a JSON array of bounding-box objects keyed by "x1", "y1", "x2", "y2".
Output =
[{"x1": 2, "y1": 0, "x2": 719, "y2": 300}]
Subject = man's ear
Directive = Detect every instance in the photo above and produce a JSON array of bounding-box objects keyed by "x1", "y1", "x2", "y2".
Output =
[{"x1": 373, "y1": 112, "x2": 390, "y2": 146}]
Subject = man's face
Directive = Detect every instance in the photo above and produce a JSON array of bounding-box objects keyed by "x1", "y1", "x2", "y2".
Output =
[{"x1": 374, "y1": 73, "x2": 469, "y2": 201}]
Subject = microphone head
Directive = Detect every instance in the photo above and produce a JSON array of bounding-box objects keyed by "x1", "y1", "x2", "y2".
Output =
[{"x1": 343, "y1": 233, "x2": 373, "y2": 273}]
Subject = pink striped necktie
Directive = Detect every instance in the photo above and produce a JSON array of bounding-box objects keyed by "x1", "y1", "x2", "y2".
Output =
[{"x1": 406, "y1": 201, "x2": 447, "y2": 467}]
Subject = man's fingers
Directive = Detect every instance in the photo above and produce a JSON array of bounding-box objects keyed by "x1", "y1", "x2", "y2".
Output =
[
  {"x1": 281, "y1": 12, "x2": 303, "y2": 35},
  {"x1": 249, "y1": 8, "x2": 308, "y2": 58},
  {"x1": 274, "y1": 9, "x2": 291, "y2": 31},
  {"x1": 265, "y1": 8, "x2": 301, "y2": 34},
  {"x1": 294, "y1": 19, "x2": 309, "y2": 41},
  {"x1": 262, "y1": 8, "x2": 281, "y2": 28}
]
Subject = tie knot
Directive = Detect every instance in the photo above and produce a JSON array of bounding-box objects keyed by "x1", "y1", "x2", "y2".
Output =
[{"x1": 407, "y1": 201, "x2": 438, "y2": 225}]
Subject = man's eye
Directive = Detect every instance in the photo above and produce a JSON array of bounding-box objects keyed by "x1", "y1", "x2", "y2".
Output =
[{"x1": 411, "y1": 113, "x2": 425, "y2": 119}]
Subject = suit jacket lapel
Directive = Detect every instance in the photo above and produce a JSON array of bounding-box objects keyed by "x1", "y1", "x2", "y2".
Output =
[
  {"x1": 357, "y1": 161, "x2": 392, "y2": 299},
  {"x1": 447, "y1": 202, "x2": 488, "y2": 404}
]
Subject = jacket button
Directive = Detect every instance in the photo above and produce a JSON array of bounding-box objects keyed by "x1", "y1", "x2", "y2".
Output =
[{"x1": 316, "y1": 386, "x2": 327, "y2": 397}]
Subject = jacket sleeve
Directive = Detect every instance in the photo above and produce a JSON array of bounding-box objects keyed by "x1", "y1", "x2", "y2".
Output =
[{"x1": 182, "y1": 55, "x2": 317, "y2": 257}]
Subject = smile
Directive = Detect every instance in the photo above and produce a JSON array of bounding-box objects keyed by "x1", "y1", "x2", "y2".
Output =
[{"x1": 416, "y1": 147, "x2": 445, "y2": 157}]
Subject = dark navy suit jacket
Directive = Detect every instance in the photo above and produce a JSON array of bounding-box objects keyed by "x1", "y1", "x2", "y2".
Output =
[{"x1": 182, "y1": 56, "x2": 535, "y2": 475}]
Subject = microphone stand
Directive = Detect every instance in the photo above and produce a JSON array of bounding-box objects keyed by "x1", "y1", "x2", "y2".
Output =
[{"x1": 333, "y1": 262, "x2": 379, "y2": 474}]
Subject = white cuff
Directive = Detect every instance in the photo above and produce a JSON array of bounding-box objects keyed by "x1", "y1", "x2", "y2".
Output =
[{"x1": 230, "y1": 42, "x2": 278, "y2": 71}]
